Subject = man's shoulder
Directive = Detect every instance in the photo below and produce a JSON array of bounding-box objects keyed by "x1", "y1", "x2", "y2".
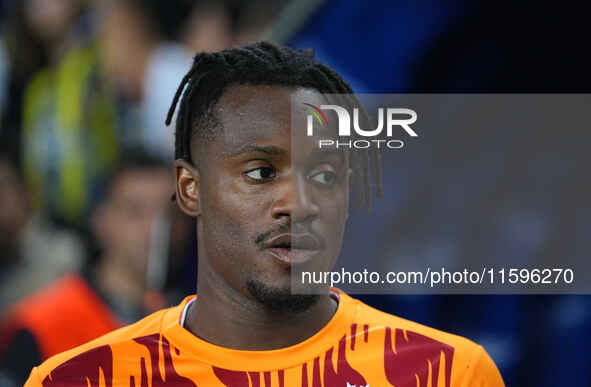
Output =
[
  {"x1": 342, "y1": 292, "x2": 504, "y2": 386},
  {"x1": 348, "y1": 293, "x2": 478, "y2": 350},
  {"x1": 26, "y1": 299, "x2": 187, "y2": 387}
]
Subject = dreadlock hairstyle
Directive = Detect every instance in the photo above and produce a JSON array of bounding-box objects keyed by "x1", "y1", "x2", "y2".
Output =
[{"x1": 166, "y1": 41, "x2": 382, "y2": 211}]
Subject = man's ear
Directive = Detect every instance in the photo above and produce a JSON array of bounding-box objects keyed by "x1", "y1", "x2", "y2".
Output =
[{"x1": 174, "y1": 160, "x2": 201, "y2": 217}]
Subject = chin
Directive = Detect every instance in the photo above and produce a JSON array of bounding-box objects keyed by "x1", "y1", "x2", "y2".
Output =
[{"x1": 246, "y1": 278, "x2": 319, "y2": 314}]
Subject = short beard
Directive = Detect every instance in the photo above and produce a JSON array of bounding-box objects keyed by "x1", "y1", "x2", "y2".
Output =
[{"x1": 246, "y1": 279, "x2": 319, "y2": 314}]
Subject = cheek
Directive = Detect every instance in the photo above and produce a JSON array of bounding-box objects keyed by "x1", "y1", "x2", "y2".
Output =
[
  {"x1": 316, "y1": 183, "x2": 349, "y2": 225},
  {"x1": 199, "y1": 177, "x2": 266, "y2": 269},
  {"x1": 314, "y1": 186, "x2": 349, "y2": 262}
]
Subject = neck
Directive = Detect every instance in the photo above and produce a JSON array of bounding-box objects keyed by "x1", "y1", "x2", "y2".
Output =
[{"x1": 184, "y1": 259, "x2": 337, "y2": 350}]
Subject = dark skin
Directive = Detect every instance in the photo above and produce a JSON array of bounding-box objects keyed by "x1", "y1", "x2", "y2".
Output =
[{"x1": 175, "y1": 85, "x2": 351, "y2": 350}]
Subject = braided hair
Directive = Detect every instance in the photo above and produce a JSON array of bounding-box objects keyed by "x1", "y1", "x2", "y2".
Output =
[{"x1": 166, "y1": 41, "x2": 382, "y2": 211}]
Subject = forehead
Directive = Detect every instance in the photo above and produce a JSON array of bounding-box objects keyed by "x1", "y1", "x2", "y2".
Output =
[{"x1": 212, "y1": 85, "x2": 327, "y2": 155}]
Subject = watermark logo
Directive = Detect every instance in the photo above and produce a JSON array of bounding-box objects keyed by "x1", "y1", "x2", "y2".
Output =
[{"x1": 304, "y1": 103, "x2": 418, "y2": 149}]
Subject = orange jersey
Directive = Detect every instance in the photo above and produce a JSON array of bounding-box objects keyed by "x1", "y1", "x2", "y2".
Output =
[{"x1": 26, "y1": 290, "x2": 504, "y2": 387}]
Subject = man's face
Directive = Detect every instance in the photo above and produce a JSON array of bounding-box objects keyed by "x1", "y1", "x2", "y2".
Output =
[
  {"x1": 178, "y1": 85, "x2": 350, "y2": 311},
  {"x1": 95, "y1": 168, "x2": 171, "y2": 278}
]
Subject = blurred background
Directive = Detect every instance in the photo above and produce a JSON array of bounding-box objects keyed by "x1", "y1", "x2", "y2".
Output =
[{"x1": 0, "y1": 0, "x2": 589, "y2": 385}]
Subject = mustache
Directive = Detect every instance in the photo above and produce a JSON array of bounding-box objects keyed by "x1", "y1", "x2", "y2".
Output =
[
  {"x1": 255, "y1": 222, "x2": 290, "y2": 246},
  {"x1": 255, "y1": 222, "x2": 324, "y2": 249}
]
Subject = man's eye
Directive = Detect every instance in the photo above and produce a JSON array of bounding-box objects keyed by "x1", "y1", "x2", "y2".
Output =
[
  {"x1": 245, "y1": 167, "x2": 276, "y2": 181},
  {"x1": 309, "y1": 171, "x2": 336, "y2": 185}
]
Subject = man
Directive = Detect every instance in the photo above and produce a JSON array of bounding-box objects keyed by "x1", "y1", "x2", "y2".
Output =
[
  {"x1": 0, "y1": 147, "x2": 84, "y2": 386},
  {"x1": 26, "y1": 42, "x2": 504, "y2": 386},
  {"x1": 2, "y1": 151, "x2": 177, "y2": 385},
  {"x1": 0, "y1": 147, "x2": 84, "y2": 313}
]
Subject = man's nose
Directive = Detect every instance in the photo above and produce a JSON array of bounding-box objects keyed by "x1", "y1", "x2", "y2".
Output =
[{"x1": 270, "y1": 174, "x2": 320, "y2": 223}]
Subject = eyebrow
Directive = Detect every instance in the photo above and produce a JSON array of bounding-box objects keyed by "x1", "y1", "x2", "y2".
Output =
[{"x1": 227, "y1": 144, "x2": 288, "y2": 158}]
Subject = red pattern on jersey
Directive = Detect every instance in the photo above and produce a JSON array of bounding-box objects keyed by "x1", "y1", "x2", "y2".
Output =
[
  {"x1": 384, "y1": 327, "x2": 454, "y2": 387},
  {"x1": 41, "y1": 345, "x2": 113, "y2": 387},
  {"x1": 212, "y1": 368, "x2": 250, "y2": 386},
  {"x1": 323, "y1": 334, "x2": 366, "y2": 386},
  {"x1": 212, "y1": 368, "x2": 287, "y2": 387},
  {"x1": 132, "y1": 334, "x2": 196, "y2": 387},
  {"x1": 38, "y1": 325, "x2": 457, "y2": 387}
]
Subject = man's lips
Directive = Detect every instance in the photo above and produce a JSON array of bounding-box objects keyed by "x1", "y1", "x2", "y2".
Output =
[
  {"x1": 263, "y1": 233, "x2": 322, "y2": 265},
  {"x1": 263, "y1": 233, "x2": 321, "y2": 250}
]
